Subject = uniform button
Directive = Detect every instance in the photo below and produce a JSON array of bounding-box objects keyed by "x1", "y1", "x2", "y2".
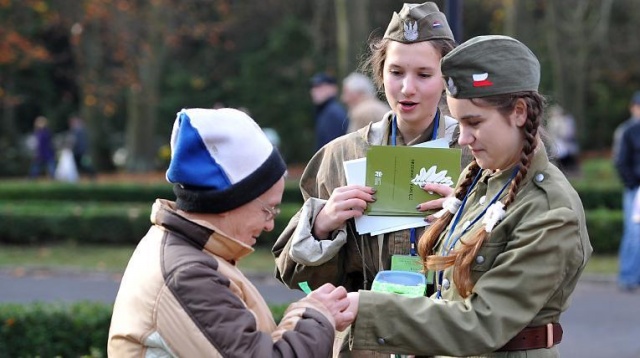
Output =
[
  {"x1": 535, "y1": 173, "x2": 545, "y2": 182},
  {"x1": 442, "y1": 278, "x2": 451, "y2": 290},
  {"x1": 479, "y1": 195, "x2": 486, "y2": 205},
  {"x1": 377, "y1": 338, "x2": 386, "y2": 345},
  {"x1": 476, "y1": 255, "x2": 485, "y2": 264}
]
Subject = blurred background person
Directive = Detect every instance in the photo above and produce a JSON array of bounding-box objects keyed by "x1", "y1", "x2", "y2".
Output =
[
  {"x1": 68, "y1": 115, "x2": 96, "y2": 179},
  {"x1": 612, "y1": 90, "x2": 640, "y2": 292},
  {"x1": 341, "y1": 72, "x2": 390, "y2": 133},
  {"x1": 310, "y1": 72, "x2": 348, "y2": 150},
  {"x1": 28, "y1": 115, "x2": 56, "y2": 179},
  {"x1": 54, "y1": 132, "x2": 79, "y2": 183},
  {"x1": 547, "y1": 104, "x2": 579, "y2": 175}
]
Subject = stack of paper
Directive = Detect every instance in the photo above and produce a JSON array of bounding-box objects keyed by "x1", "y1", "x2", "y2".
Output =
[
  {"x1": 343, "y1": 138, "x2": 460, "y2": 236},
  {"x1": 365, "y1": 146, "x2": 461, "y2": 216}
]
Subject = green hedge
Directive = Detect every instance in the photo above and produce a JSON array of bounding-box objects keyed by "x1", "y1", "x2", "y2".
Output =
[
  {"x1": 0, "y1": 201, "x2": 151, "y2": 245},
  {"x1": 585, "y1": 208, "x2": 623, "y2": 254},
  {"x1": 0, "y1": 200, "x2": 624, "y2": 254},
  {"x1": 572, "y1": 182, "x2": 623, "y2": 210},
  {"x1": 0, "y1": 302, "x2": 289, "y2": 357},
  {"x1": 0, "y1": 302, "x2": 111, "y2": 357},
  {"x1": 0, "y1": 179, "x2": 624, "y2": 210},
  {"x1": 0, "y1": 201, "x2": 300, "y2": 248},
  {"x1": 0, "y1": 181, "x2": 304, "y2": 205}
]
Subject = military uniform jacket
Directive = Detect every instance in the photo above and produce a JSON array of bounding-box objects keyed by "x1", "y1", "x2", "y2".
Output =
[
  {"x1": 108, "y1": 199, "x2": 337, "y2": 357},
  {"x1": 273, "y1": 112, "x2": 458, "y2": 293},
  {"x1": 350, "y1": 147, "x2": 592, "y2": 357}
]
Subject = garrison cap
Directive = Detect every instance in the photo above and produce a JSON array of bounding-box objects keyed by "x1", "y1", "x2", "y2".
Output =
[
  {"x1": 383, "y1": 2, "x2": 454, "y2": 43},
  {"x1": 441, "y1": 35, "x2": 540, "y2": 99}
]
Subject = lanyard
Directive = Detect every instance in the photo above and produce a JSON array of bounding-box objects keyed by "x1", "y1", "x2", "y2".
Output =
[
  {"x1": 435, "y1": 167, "x2": 518, "y2": 298},
  {"x1": 391, "y1": 111, "x2": 440, "y2": 256},
  {"x1": 390, "y1": 110, "x2": 440, "y2": 146}
]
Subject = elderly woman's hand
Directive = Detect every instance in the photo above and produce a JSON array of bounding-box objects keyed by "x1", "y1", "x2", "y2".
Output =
[
  {"x1": 308, "y1": 283, "x2": 355, "y2": 332},
  {"x1": 312, "y1": 185, "x2": 376, "y2": 240},
  {"x1": 416, "y1": 183, "x2": 454, "y2": 223}
]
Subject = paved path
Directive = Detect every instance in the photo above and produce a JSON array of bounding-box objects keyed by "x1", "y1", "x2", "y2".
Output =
[
  {"x1": 1, "y1": 269, "x2": 639, "y2": 357},
  {"x1": 0, "y1": 268, "x2": 304, "y2": 305}
]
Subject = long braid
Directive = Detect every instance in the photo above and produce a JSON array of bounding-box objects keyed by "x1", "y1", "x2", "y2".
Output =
[
  {"x1": 503, "y1": 94, "x2": 542, "y2": 208},
  {"x1": 418, "y1": 161, "x2": 481, "y2": 271},
  {"x1": 451, "y1": 92, "x2": 545, "y2": 298}
]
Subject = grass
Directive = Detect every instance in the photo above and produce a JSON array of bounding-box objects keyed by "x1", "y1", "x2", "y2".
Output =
[
  {"x1": 0, "y1": 243, "x2": 280, "y2": 274},
  {"x1": 0, "y1": 244, "x2": 135, "y2": 273},
  {"x1": 582, "y1": 254, "x2": 618, "y2": 275},
  {"x1": 0, "y1": 243, "x2": 618, "y2": 276}
]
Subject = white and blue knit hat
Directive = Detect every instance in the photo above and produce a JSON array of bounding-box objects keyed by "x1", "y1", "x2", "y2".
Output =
[{"x1": 166, "y1": 108, "x2": 287, "y2": 213}]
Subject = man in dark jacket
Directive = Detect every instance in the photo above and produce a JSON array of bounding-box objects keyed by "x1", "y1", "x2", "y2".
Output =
[
  {"x1": 310, "y1": 72, "x2": 348, "y2": 150},
  {"x1": 613, "y1": 90, "x2": 640, "y2": 292}
]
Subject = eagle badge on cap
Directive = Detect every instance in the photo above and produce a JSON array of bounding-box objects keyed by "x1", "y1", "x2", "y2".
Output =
[
  {"x1": 404, "y1": 21, "x2": 418, "y2": 42},
  {"x1": 446, "y1": 77, "x2": 458, "y2": 96},
  {"x1": 472, "y1": 73, "x2": 493, "y2": 87}
]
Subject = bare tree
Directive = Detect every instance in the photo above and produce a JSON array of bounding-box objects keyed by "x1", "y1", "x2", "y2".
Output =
[{"x1": 543, "y1": 0, "x2": 614, "y2": 140}]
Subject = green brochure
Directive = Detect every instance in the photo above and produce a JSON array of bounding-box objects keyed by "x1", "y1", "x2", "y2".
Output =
[{"x1": 365, "y1": 145, "x2": 461, "y2": 216}]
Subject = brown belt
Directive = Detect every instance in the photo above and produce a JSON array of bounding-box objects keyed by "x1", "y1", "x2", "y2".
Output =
[{"x1": 497, "y1": 323, "x2": 563, "y2": 352}]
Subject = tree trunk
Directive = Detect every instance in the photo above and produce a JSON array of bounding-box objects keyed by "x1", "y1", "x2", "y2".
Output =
[
  {"x1": 0, "y1": 72, "x2": 17, "y2": 146},
  {"x1": 311, "y1": 0, "x2": 330, "y2": 59},
  {"x1": 71, "y1": 14, "x2": 114, "y2": 172},
  {"x1": 124, "y1": 2, "x2": 167, "y2": 172},
  {"x1": 346, "y1": 0, "x2": 370, "y2": 73},
  {"x1": 544, "y1": 0, "x2": 614, "y2": 145},
  {"x1": 335, "y1": 0, "x2": 349, "y2": 79}
]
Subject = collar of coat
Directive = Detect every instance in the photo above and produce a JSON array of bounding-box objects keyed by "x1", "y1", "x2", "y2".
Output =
[
  {"x1": 363, "y1": 111, "x2": 458, "y2": 147},
  {"x1": 151, "y1": 199, "x2": 254, "y2": 264}
]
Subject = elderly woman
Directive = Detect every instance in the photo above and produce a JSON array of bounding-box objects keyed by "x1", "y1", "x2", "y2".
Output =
[{"x1": 108, "y1": 108, "x2": 353, "y2": 357}]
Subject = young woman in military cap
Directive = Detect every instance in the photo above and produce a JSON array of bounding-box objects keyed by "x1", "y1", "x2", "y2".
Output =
[
  {"x1": 344, "y1": 35, "x2": 592, "y2": 357},
  {"x1": 273, "y1": 2, "x2": 459, "y2": 356}
]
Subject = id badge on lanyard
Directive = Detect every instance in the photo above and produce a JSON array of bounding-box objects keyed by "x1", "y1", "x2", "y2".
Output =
[{"x1": 389, "y1": 114, "x2": 439, "y2": 285}]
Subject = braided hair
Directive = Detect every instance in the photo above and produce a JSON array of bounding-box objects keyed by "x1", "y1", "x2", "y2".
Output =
[{"x1": 417, "y1": 91, "x2": 546, "y2": 298}]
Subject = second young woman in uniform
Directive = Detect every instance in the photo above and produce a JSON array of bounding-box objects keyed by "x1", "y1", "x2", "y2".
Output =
[
  {"x1": 273, "y1": 3, "x2": 458, "y2": 356},
  {"x1": 344, "y1": 35, "x2": 592, "y2": 357},
  {"x1": 274, "y1": 1, "x2": 457, "y2": 297}
]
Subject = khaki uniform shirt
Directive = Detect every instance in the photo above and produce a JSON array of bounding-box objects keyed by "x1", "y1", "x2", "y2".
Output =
[
  {"x1": 274, "y1": 112, "x2": 458, "y2": 291},
  {"x1": 350, "y1": 147, "x2": 592, "y2": 357},
  {"x1": 273, "y1": 112, "x2": 458, "y2": 357}
]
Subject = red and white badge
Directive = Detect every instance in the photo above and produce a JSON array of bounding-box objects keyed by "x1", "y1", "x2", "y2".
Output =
[{"x1": 472, "y1": 72, "x2": 493, "y2": 87}]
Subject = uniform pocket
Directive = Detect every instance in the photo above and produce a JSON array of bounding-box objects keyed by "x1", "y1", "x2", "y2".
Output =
[{"x1": 471, "y1": 241, "x2": 507, "y2": 272}]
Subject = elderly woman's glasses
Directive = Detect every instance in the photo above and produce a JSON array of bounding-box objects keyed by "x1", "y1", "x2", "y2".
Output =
[{"x1": 256, "y1": 198, "x2": 281, "y2": 221}]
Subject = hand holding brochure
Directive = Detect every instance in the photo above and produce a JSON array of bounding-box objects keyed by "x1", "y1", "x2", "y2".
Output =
[{"x1": 365, "y1": 146, "x2": 461, "y2": 216}]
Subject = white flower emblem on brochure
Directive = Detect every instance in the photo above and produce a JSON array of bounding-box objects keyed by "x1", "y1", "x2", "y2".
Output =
[{"x1": 410, "y1": 166, "x2": 454, "y2": 188}]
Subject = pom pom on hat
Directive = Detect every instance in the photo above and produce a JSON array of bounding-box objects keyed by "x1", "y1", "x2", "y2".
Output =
[
  {"x1": 383, "y1": 2, "x2": 454, "y2": 43},
  {"x1": 441, "y1": 35, "x2": 540, "y2": 99},
  {"x1": 166, "y1": 108, "x2": 286, "y2": 213}
]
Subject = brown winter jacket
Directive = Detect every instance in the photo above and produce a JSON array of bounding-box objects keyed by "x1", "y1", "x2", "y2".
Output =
[{"x1": 108, "y1": 199, "x2": 337, "y2": 357}]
